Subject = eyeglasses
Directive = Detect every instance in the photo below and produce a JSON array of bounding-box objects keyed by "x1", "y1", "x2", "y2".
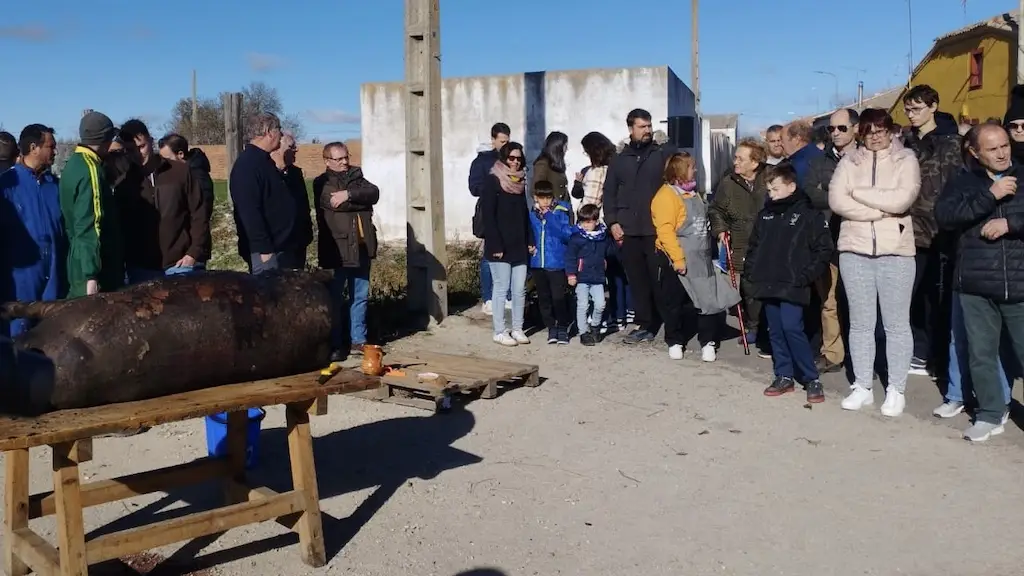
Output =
[
  {"x1": 1009, "y1": 122, "x2": 1024, "y2": 132},
  {"x1": 324, "y1": 156, "x2": 349, "y2": 162},
  {"x1": 904, "y1": 105, "x2": 929, "y2": 116},
  {"x1": 827, "y1": 125, "x2": 849, "y2": 133},
  {"x1": 507, "y1": 155, "x2": 523, "y2": 162}
]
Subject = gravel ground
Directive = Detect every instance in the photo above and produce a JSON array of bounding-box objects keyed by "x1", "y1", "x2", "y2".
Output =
[{"x1": 4, "y1": 311, "x2": 1024, "y2": 576}]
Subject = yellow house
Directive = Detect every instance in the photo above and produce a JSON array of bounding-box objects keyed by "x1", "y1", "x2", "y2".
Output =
[{"x1": 890, "y1": 11, "x2": 1018, "y2": 125}]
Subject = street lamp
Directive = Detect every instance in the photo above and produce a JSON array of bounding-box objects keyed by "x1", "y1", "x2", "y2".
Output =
[{"x1": 814, "y1": 70, "x2": 839, "y2": 108}]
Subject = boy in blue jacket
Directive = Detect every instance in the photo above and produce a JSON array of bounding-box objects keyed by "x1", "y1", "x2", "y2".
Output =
[
  {"x1": 565, "y1": 203, "x2": 611, "y2": 346},
  {"x1": 529, "y1": 181, "x2": 573, "y2": 344}
]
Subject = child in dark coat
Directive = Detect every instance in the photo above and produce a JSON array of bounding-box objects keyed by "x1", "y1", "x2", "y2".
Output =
[
  {"x1": 564, "y1": 204, "x2": 611, "y2": 346},
  {"x1": 528, "y1": 181, "x2": 573, "y2": 344},
  {"x1": 743, "y1": 163, "x2": 834, "y2": 403}
]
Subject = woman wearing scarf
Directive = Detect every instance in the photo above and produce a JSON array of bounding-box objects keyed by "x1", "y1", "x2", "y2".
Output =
[
  {"x1": 480, "y1": 141, "x2": 536, "y2": 346},
  {"x1": 651, "y1": 152, "x2": 740, "y2": 362}
]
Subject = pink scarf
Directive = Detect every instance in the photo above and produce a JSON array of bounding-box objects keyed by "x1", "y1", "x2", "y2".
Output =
[{"x1": 491, "y1": 161, "x2": 526, "y2": 194}]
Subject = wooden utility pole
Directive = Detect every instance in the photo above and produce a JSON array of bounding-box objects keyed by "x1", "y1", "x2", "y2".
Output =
[
  {"x1": 191, "y1": 70, "x2": 198, "y2": 142},
  {"x1": 404, "y1": 0, "x2": 447, "y2": 322},
  {"x1": 222, "y1": 92, "x2": 244, "y2": 209},
  {"x1": 691, "y1": 0, "x2": 700, "y2": 112}
]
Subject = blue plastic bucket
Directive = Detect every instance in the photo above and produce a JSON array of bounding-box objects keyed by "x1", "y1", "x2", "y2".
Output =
[{"x1": 204, "y1": 407, "x2": 266, "y2": 470}]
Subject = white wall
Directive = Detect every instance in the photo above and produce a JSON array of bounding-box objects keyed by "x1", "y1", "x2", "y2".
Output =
[{"x1": 360, "y1": 66, "x2": 696, "y2": 240}]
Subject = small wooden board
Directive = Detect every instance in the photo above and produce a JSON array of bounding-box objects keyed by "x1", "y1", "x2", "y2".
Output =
[{"x1": 354, "y1": 350, "x2": 540, "y2": 412}]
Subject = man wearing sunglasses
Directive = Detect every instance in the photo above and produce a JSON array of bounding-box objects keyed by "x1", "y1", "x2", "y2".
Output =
[
  {"x1": 804, "y1": 108, "x2": 859, "y2": 373},
  {"x1": 901, "y1": 84, "x2": 963, "y2": 378}
]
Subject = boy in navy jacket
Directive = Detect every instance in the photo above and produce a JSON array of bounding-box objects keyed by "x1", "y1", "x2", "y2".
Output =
[
  {"x1": 529, "y1": 181, "x2": 573, "y2": 344},
  {"x1": 565, "y1": 204, "x2": 611, "y2": 346}
]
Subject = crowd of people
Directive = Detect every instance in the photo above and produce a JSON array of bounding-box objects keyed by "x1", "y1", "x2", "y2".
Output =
[
  {"x1": 0, "y1": 111, "x2": 377, "y2": 364},
  {"x1": 470, "y1": 85, "x2": 1024, "y2": 442}
]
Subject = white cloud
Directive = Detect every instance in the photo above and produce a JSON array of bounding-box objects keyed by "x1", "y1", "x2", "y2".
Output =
[
  {"x1": 246, "y1": 52, "x2": 286, "y2": 72},
  {"x1": 304, "y1": 109, "x2": 360, "y2": 125}
]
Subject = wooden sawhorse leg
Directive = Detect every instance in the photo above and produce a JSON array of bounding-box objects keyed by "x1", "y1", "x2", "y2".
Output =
[
  {"x1": 4, "y1": 449, "x2": 29, "y2": 576},
  {"x1": 52, "y1": 440, "x2": 89, "y2": 576},
  {"x1": 223, "y1": 410, "x2": 250, "y2": 506},
  {"x1": 286, "y1": 402, "x2": 326, "y2": 567}
]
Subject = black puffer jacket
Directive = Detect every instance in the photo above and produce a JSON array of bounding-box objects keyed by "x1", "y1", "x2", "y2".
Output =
[
  {"x1": 602, "y1": 140, "x2": 675, "y2": 236},
  {"x1": 935, "y1": 163, "x2": 1024, "y2": 302},
  {"x1": 742, "y1": 191, "x2": 834, "y2": 306}
]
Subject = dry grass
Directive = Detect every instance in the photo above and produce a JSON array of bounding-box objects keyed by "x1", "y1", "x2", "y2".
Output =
[{"x1": 207, "y1": 188, "x2": 482, "y2": 340}]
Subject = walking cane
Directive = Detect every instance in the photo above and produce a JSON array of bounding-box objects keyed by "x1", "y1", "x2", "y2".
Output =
[{"x1": 723, "y1": 233, "x2": 750, "y2": 356}]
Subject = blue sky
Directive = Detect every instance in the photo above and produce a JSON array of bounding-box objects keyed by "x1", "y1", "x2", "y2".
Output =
[{"x1": 0, "y1": 0, "x2": 1013, "y2": 140}]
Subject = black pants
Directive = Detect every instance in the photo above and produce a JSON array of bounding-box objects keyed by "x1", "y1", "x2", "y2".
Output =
[
  {"x1": 909, "y1": 247, "x2": 941, "y2": 361},
  {"x1": 531, "y1": 268, "x2": 571, "y2": 329},
  {"x1": 656, "y1": 253, "x2": 723, "y2": 347},
  {"x1": 738, "y1": 274, "x2": 769, "y2": 351},
  {"x1": 620, "y1": 235, "x2": 662, "y2": 333},
  {"x1": 960, "y1": 293, "x2": 1024, "y2": 424}
]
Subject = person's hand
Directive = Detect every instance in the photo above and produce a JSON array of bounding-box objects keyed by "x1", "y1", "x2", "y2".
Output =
[
  {"x1": 574, "y1": 171, "x2": 584, "y2": 183},
  {"x1": 492, "y1": 252, "x2": 503, "y2": 259},
  {"x1": 674, "y1": 263, "x2": 686, "y2": 275},
  {"x1": 528, "y1": 245, "x2": 536, "y2": 255},
  {"x1": 259, "y1": 253, "x2": 273, "y2": 263},
  {"x1": 85, "y1": 279, "x2": 99, "y2": 296},
  {"x1": 175, "y1": 255, "x2": 196, "y2": 268},
  {"x1": 330, "y1": 190, "x2": 350, "y2": 208},
  {"x1": 981, "y1": 218, "x2": 1010, "y2": 240},
  {"x1": 991, "y1": 177, "x2": 1017, "y2": 200},
  {"x1": 610, "y1": 223, "x2": 624, "y2": 241},
  {"x1": 718, "y1": 232, "x2": 728, "y2": 245},
  {"x1": 567, "y1": 275, "x2": 577, "y2": 286}
]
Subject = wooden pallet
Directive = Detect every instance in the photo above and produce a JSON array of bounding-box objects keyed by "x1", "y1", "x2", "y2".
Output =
[{"x1": 353, "y1": 350, "x2": 540, "y2": 412}]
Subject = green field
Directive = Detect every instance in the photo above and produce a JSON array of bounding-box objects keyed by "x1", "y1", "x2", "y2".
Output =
[{"x1": 208, "y1": 180, "x2": 482, "y2": 340}]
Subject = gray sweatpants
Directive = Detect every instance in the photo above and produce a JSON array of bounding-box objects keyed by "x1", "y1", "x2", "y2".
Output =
[{"x1": 839, "y1": 252, "x2": 916, "y2": 392}]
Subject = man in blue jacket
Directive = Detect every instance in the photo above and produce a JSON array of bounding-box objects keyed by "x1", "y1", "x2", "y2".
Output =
[
  {"x1": 781, "y1": 120, "x2": 823, "y2": 190},
  {"x1": 469, "y1": 122, "x2": 510, "y2": 315},
  {"x1": 0, "y1": 124, "x2": 66, "y2": 336}
]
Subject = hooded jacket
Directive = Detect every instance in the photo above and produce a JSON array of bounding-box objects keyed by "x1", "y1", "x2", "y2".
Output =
[
  {"x1": 468, "y1": 145, "x2": 499, "y2": 197},
  {"x1": 564, "y1": 223, "x2": 611, "y2": 284},
  {"x1": 528, "y1": 200, "x2": 572, "y2": 270},
  {"x1": 828, "y1": 138, "x2": 920, "y2": 257},
  {"x1": 184, "y1": 148, "x2": 215, "y2": 261},
  {"x1": 902, "y1": 111, "x2": 962, "y2": 249}
]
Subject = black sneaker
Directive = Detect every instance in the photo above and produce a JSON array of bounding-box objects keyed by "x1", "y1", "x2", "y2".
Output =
[
  {"x1": 547, "y1": 327, "x2": 558, "y2": 344},
  {"x1": 805, "y1": 380, "x2": 825, "y2": 403},
  {"x1": 329, "y1": 349, "x2": 347, "y2": 363},
  {"x1": 580, "y1": 329, "x2": 598, "y2": 346},
  {"x1": 556, "y1": 327, "x2": 570, "y2": 345},
  {"x1": 909, "y1": 356, "x2": 929, "y2": 376},
  {"x1": 763, "y1": 376, "x2": 795, "y2": 397},
  {"x1": 622, "y1": 328, "x2": 655, "y2": 344}
]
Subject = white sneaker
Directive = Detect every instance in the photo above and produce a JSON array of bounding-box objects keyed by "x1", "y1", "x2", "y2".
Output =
[
  {"x1": 493, "y1": 332, "x2": 517, "y2": 347},
  {"x1": 1003, "y1": 409, "x2": 1011, "y2": 425},
  {"x1": 701, "y1": 343, "x2": 717, "y2": 362},
  {"x1": 668, "y1": 344, "x2": 684, "y2": 360},
  {"x1": 510, "y1": 330, "x2": 530, "y2": 344},
  {"x1": 841, "y1": 386, "x2": 874, "y2": 411},
  {"x1": 880, "y1": 390, "x2": 906, "y2": 417},
  {"x1": 482, "y1": 301, "x2": 493, "y2": 316},
  {"x1": 932, "y1": 401, "x2": 964, "y2": 418}
]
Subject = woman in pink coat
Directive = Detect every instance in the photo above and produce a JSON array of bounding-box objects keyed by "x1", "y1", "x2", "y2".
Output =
[{"x1": 828, "y1": 108, "x2": 921, "y2": 417}]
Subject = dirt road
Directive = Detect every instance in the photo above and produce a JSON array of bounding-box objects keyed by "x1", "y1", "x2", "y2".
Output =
[{"x1": 6, "y1": 313, "x2": 1024, "y2": 576}]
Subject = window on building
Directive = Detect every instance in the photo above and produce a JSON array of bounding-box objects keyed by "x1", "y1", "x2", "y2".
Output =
[{"x1": 969, "y1": 49, "x2": 984, "y2": 90}]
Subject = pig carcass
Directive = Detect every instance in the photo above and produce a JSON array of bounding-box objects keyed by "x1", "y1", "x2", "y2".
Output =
[{"x1": 0, "y1": 270, "x2": 334, "y2": 415}]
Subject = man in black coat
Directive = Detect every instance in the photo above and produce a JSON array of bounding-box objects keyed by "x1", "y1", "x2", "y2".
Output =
[
  {"x1": 602, "y1": 108, "x2": 677, "y2": 344},
  {"x1": 935, "y1": 122, "x2": 1024, "y2": 442}
]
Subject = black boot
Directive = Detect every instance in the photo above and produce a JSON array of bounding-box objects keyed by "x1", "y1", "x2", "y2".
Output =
[{"x1": 580, "y1": 328, "x2": 598, "y2": 346}]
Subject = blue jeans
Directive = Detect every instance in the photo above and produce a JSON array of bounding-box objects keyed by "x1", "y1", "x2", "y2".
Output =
[
  {"x1": 250, "y1": 251, "x2": 301, "y2": 275},
  {"x1": 576, "y1": 283, "x2": 606, "y2": 331},
  {"x1": 331, "y1": 264, "x2": 371, "y2": 348},
  {"x1": 764, "y1": 299, "x2": 818, "y2": 382},
  {"x1": 488, "y1": 261, "x2": 527, "y2": 334},
  {"x1": 947, "y1": 291, "x2": 1018, "y2": 404},
  {"x1": 480, "y1": 258, "x2": 509, "y2": 304}
]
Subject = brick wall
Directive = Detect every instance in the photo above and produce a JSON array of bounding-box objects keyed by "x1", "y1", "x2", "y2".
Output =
[{"x1": 198, "y1": 139, "x2": 361, "y2": 180}]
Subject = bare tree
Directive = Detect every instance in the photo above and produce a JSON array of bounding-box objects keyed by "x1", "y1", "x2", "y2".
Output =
[{"x1": 164, "y1": 81, "x2": 305, "y2": 144}]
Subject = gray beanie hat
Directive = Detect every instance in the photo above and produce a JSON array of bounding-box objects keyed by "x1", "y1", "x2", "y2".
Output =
[{"x1": 79, "y1": 111, "x2": 116, "y2": 146}]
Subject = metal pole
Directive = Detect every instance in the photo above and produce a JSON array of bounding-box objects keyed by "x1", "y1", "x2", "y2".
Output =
[
  {"x1": 1018, "y1": 0, "x2": 1024, "y2": 84},
  {"x1": 857, "y1": 81, "x2": 864, "y2": 111},
  {"x1": 691, "y1": 0, "x2": 700, "y2": 113}
]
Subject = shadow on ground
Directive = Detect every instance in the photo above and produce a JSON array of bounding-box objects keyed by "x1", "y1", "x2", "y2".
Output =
[{"x1": 90, "y1": 408, "x2": 480, "y2": 575}]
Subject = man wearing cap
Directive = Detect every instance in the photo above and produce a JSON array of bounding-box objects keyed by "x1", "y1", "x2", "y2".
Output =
[{"x1": 59, "y1": 111, "x2": 125, "y2": 298}]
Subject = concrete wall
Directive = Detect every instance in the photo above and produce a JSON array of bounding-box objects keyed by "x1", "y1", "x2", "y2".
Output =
[{"x1": 361, "y1": 66, "x2": 696, "y2": 240}]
